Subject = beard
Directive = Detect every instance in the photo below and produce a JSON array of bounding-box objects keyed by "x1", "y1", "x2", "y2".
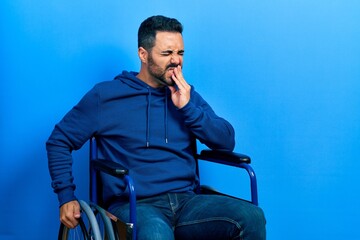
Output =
[{"x1": 147, "y1": 54, "x2": 177, "y2": 86}]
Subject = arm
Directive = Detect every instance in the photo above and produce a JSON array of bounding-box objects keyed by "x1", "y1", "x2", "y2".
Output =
[
  {"x1": 179, "y1": 92, "x2": 235, "y2": 151},
  {"x1": 46, "y1": 86, "x2": 99, "y2": 219},
  {"x1": 168, "y1": 66, "x2": 235, "y2": 151}
]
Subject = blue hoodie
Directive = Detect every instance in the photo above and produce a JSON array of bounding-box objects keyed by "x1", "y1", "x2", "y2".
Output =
[{"x1": 46, "y1": 71, "x2": 235, "y2": 208}]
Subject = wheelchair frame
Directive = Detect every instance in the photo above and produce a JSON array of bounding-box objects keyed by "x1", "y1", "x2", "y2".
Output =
[{"x1": 58, "y1": 137, "x2": 258, "y2": 240}]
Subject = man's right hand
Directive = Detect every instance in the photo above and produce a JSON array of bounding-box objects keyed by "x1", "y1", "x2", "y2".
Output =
[{"x1": 60, "y1": 200, "x2": 81, "y2": 228}]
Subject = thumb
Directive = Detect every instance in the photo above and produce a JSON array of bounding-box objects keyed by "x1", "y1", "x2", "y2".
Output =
[
  {"x1": 73, "y1": 201, "x2": 81, "y2": 219},
  {"x1": 168, "y1": 86, "x2": 176, "y2": 94}
]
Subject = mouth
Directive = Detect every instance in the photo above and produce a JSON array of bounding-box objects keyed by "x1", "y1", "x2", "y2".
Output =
[
  {"x1": 166, "y1": 68, "x2": 175, "y2": 78},
  {"x1": 167, "y1": 64, "x2": 179, "y2": 70}
]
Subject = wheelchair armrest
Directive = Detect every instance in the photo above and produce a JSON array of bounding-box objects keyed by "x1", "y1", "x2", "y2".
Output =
[
  {"x1": 197, "y1": 150, "x2": 258, "y2": 205},
  {"x1": 92, "y1": 159, "x2": 129, "y2": 177},
  {"x1": 197, "y1": 150, "x2": 251, "y2": 165}
]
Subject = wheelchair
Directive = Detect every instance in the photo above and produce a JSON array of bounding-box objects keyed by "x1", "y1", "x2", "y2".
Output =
[{"x1": 58, "y1": 137, "x2": 258, "y2": 240}]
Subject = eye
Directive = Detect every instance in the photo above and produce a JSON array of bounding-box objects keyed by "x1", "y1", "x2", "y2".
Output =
[{"x1": 161, "y1": 51, "x2": 173, "y2": 56}]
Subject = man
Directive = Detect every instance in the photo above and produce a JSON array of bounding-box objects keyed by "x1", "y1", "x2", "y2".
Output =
[{"x1": 47, "y1": 15, "x2": 266, "y2": 239}]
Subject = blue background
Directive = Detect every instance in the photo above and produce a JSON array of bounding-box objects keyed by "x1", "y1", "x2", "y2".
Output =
[{"x1": 1, "y1": 1, "x2": 359, "y2": 239}]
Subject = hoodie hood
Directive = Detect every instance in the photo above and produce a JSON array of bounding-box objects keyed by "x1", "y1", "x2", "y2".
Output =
[
  {"x1": 114, "y1": 71, "x2": 169, "y2": 147},
  {"x1": 114, "y1": 71, "x2": 148, "y2": 90}
]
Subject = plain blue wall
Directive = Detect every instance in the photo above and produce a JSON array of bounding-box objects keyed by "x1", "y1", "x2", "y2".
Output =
[{"x1": 1, "y1": 1, "x2": 359, "y2": 239}]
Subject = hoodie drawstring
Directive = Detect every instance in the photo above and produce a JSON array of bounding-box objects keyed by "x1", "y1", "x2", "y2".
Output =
[
  {"x1": 165, "y1": 88, "x2": 169, "y2": 144},
  {"x1": 145, "y1": 87, "x2": 169, "y2": 147},
  {"x1": 146, "y1": 87, "x2": 151, "y2": 147}
]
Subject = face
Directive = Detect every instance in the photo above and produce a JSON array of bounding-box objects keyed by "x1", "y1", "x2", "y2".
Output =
[{"x1": 146, "y1": 31, "x2": 184, "y2": 86}]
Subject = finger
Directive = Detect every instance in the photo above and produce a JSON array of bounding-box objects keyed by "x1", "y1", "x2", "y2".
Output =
[
  {"x1": 174, "y1": 65, "x2": 183, "y2": 78},
  {"x1": 63, "y1": 217, "x2": 77, "y2": 229},
  {"x1": 173, "y1": 66, "x2": 186, "y2": 86},
  {"x1": 172, "y1": 68, "x2": 191, "y2": 92},
  {"x1": 168, "y1": 85, "x2": 176, "y2": 94},
  {"x1": 176, "y1": 66, "x2": 189, "y2": 86},
  {"x1": 61, "y1": 211, "x2": 77, "y2": 229},
  {"x1": 60, "y1": 201, "x2": 80, "y2": 228}
]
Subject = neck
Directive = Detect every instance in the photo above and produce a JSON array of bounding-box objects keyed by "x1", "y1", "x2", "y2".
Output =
[{"x1": 136, "y1": 69, "x2": 164, "y2": 88}]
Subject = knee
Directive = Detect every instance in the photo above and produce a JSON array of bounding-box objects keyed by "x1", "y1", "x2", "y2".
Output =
[
  {"x1": 137, "y1": 218, "x2": 174, "y2": 240},
  {"x1": 240, "y1": 206, "x2": 266, "y2": 240}
]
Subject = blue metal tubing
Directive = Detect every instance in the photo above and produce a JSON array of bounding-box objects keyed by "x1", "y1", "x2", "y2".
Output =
[
  {"x1": 238, "y1": 163, "x2": 258, "y2": 206},
  {"x1": 90, "y1": 137, "x2": 98, "y2": 203},
  {"x1": 124, "y1": 175, "x2": 137, "y2": 240},
  {"x1": 90, "y1": 137, "x2": 137, "y2": 239},
  {"x1": 199, "y1": 158, "x2": 258, "y2": 206}
]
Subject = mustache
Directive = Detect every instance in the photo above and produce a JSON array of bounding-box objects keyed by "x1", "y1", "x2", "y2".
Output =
[{"x1": 166, "y1": 64, "x2": 179, "y2": 69}]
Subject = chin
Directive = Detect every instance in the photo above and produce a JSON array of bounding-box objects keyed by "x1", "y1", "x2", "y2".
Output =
[
  {"x1": 159, "y1": 78, "x2": 175, "y2": 87},
  {"x1": 154, "y1": 74, "x2": 175, "y2": 87}
]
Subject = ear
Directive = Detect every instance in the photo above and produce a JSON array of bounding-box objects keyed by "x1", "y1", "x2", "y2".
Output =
[{"x1": 138, "y1": 47, "x2": 148, "y2": 64}]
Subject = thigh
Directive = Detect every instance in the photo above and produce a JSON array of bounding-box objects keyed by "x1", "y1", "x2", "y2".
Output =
[
  {"x1": 175, "y1": 194, "x2": 266, "y2": 240},
  {"x1": 112, "y1": 202, "x2": 175, "y2": 240}
]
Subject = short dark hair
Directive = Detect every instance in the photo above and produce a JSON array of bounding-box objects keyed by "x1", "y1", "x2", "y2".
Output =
[{"x1": 138, "y1": 15, "x2": 183, "y2": 50}]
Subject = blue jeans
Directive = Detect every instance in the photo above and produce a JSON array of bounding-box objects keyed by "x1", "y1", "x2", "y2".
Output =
[{"x1": 110, "y1": 192, "x2": 266, "y2": 240}]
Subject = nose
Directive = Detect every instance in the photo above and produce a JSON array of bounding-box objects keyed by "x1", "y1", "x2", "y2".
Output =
[{"x1": 170, "y1": 54, "x2": 182, "y2": 65}]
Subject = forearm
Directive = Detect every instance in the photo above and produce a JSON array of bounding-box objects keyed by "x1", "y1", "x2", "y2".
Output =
[
  {"x1": 47, "y1": 135, "x2": 77, "y2": 206},
  {"x1": 179, "y1": 100, "x2": 235, "y2": 151}
]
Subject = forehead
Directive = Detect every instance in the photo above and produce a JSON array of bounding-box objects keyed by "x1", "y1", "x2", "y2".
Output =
[{"x1": 153, "y1": 31, "x2": 184, "y2": 50}]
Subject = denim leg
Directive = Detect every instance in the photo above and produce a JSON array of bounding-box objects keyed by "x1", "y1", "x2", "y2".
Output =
[
  {"x1": 110, "y1": 195, "x2": 175, "y2": 240},
  {"x1": 175, "y1": 194, "x2": 266, "y2": 240}
]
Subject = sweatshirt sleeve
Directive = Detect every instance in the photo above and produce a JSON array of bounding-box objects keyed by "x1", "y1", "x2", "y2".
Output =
[
  {"x1": 178, "y1": 88, "x2": 235, "y2": 151},
  {"x1": 46, "y1": 86, "x2": 100, "y2": 206}
]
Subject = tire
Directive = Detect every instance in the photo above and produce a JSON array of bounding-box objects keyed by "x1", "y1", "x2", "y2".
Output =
[
  {"x1": 91, "y1": 203, "x2": 117, "y2": 240},
  {"x1": 58, "y1": 200, "x2": 102, "y2": 240}
]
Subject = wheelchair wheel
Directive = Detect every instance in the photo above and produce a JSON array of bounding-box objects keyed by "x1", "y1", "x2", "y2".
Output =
[
  {"x1": 91, "y1": 203, "x2": 135, "y2": 240},
  {"x1": 58, "y1": 200, "x2": 102, "y2": 240},
  {"x1": 91, "y1": 203, "x2": 117, "y2": 240}
]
